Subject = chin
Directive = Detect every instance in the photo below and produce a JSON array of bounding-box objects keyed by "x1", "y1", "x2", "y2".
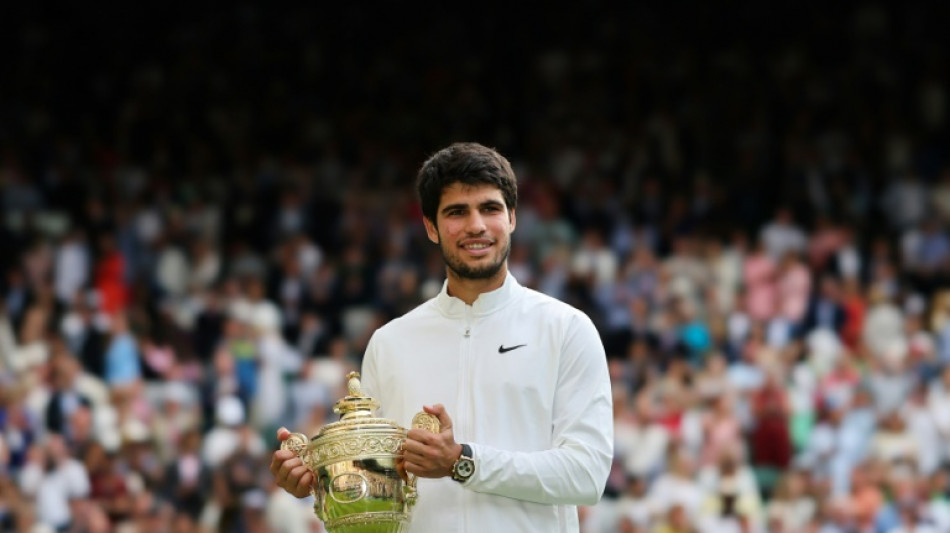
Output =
[{"x1": 449, "y1": 260, "x2": 504, "y2": 280}]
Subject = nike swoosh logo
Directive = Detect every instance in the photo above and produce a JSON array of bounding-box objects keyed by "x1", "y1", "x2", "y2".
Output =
[{"x1": 498, "y1": 344, "x2": 526, "y2": 353}]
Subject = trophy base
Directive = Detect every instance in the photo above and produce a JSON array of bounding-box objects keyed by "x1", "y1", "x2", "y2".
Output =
[{"x1": 324, "y1": 511, "x2": 409, "y2": 533}]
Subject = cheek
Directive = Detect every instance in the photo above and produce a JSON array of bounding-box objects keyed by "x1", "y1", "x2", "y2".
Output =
[
  {"x1": 492, "y1": 220, "x2": 513, "y2": 236},
  {"x1": 437, "y1": 222, "x2": 463, "y2": 242}
]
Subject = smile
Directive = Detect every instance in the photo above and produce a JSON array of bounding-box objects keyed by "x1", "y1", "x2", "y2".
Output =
[{"x1": 459, "y1": 240, "x2": 494, "y2": 256}]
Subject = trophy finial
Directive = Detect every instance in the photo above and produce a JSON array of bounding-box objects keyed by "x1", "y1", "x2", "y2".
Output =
[
  {"x1": 346, "y1": 372, "x2": 362, "y2": 397},
  {"x1": 335, "y1": 371, "x2": 378, "y2": 418}
]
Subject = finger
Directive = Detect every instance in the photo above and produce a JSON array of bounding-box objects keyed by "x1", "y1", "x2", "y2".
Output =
[
  {"x1": 270, "y1": 450, "x2": 297, "y2": 476},
  {"x1": 405, "y1": 459, "x2": 440, "y2": 479},
  {"x1": 286, "y1": 464, "x2": 310, "y2": 487},
  {"x1": 292, "y1": 470, "x2": 314, "y2": 497},
  {"x1": 423, "y1": 404, "x2": 453, "y2": 431},
  {"x1": 405, "y1": 435, "x2": 443, "y2": 458},
  {"x1": 269, "y1": 450, "x2": 295, "y2": 475},
  {"x1": 396, "y1": 457, "x2": 409, "y2": 482},
  {"x1": 282, "y1": 464, "x2": 311, "y2": 496},
  {"x1": 277, "y1": 427, "x2": 291, "y2": 441},
  {"x1": 274, "y1": 459, "x2": 291, "y2": 485},
  {"x1": 404, "y1": 438, "x2": 440, "y2": 461},
  {"x1": 277, "y1": 456, "x2": 304, "y2": 485},
  {"x1": 404, "y1": 460, "x2": 424, "y2": 476},
  {"x1": 403, "y1": 450, "x2": 431, "y2": 468},
  {"x1": 273, "y1": 449, "x2": 298, "y2": 461},
  {"x1": 406, "y1": 429, "x2": 437, "y2": 445}
]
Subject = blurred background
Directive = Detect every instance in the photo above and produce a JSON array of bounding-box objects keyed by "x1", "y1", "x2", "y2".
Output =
[{"x1": 2, "y1": 3, "x2": 950, "y2": 532}]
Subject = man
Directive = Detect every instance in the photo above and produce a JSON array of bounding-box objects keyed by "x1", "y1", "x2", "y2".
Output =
[
  {"x1": 32, "y1": 433, "x2": 91, "y2": 532},
  {"x1": 270, "y1": 142, "x2": 613, "y2": 532}
]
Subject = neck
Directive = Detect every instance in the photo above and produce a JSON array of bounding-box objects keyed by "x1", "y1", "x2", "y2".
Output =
[{"x1": 445, "y1": 266, "x2": 508, "y2": 305}]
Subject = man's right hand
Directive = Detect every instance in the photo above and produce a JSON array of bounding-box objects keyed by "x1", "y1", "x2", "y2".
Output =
[{"x1": 270, "y1": 427, "x2": 315, "y2": 498}]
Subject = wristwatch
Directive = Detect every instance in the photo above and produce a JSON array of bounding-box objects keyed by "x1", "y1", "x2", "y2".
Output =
[{"x1": 451, "y1": 443, "x2": 475, "y2": 483}]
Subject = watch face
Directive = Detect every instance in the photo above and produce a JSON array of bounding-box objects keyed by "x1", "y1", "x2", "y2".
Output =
[{"x1": 456, "y1": 458, "x2": 474, "y2": 478}]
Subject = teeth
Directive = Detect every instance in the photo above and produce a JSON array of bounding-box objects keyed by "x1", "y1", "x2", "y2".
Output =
[{"x1": 465, "y1": 243, "x2": 490, "y2": 249}]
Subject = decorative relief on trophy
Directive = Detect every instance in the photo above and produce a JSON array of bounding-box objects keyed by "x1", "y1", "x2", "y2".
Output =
[{"x1": 279, "y1": 372, "x2": 440, "y2": 533}]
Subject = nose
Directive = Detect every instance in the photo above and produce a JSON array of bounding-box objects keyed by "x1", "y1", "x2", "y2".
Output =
[{"x1": 465, "y1": 212, "x2": 487, "y2": 234}]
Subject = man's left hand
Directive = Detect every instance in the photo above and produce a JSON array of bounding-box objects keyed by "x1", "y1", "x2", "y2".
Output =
[{"x1": 402, "y1": 404, "x2": 463, "y2": 478}]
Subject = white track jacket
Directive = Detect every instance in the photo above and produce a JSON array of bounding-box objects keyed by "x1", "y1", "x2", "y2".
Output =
[{"x1": 361, "y1": 273, "x2": 613, "y2": 533}]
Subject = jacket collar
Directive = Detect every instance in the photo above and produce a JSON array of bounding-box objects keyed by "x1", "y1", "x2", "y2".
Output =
[{"x1": 435, "y1": 272, "x2": 521, "y2": 318}]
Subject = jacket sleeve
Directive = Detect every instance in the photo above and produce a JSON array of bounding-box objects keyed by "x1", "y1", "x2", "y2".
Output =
[{"x1": 465, "y1": 313, "x2": 614, "y2": 506}]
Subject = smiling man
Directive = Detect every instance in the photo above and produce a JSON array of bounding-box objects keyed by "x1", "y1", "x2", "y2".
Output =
[
  {"x1": 429, "y1": 181, "x2": 512, "y2": 282},
  {"x1": 271, "y1": 142, "x2": 613, "y2": 533}
]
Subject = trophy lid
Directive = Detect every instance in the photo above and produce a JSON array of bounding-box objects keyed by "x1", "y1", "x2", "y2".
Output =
[
  {"x1": 315, "y1": 372, "x2": 403, "y2": 440},
  {"x1": 333, "y1": 371, "x2": 380, "y2": 419}
]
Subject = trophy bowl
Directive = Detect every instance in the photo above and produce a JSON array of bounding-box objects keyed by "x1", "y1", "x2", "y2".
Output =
[{"x1": 281, "y1": 372, "x2": 439, "y2": 533}]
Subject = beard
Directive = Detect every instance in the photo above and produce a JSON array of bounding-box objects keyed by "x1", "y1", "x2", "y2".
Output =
[{"x1": 440, "y1": 237, "x2": 511, "y2": 280}]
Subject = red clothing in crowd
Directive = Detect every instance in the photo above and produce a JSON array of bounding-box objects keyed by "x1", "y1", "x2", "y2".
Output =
[
  {"x1": 749, "y1": 381, "x2": 792, "y2": 468},
  {"x1": 840, "y1": 290, "x2": 867, "y2": 349},
  {"x1": 95, "y1": 251, "x2": 128, "y2": 313}
]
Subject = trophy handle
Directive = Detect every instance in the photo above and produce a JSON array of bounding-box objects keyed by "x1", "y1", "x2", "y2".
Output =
[
  {"x1": 280, "y1": 432, "x2": 309, "y2": 457},
  {"x1": 281, "y1": 433, "x2": 325, "y2": 520},
  {"x1": 403, "y1": 411, "x2": 442, "y2": 506},
  {"x1": 404, "y1": 472, "x2": 418, "y2": 506},
  {"x1": 410, "y1": 412, "x2": 442, "y2": 434}
]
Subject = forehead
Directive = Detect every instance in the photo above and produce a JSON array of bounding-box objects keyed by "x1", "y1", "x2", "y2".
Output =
[{"x1": 437, "y1": 182, "x2": 505, "y2": 209}]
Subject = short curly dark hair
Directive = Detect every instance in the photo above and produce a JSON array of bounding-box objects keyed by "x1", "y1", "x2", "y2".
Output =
[{"x1": 416, "y1": 142, "x2": 518, "y2": 225}]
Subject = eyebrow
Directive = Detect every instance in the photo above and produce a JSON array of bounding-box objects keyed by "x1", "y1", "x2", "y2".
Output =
[{"x1": 440, "y1": 199, "x2": 505, "y2": 215}]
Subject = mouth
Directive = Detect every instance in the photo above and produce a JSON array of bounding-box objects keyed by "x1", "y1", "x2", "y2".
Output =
[{"x1": 459, "y1": 240, "x2": 494, "y2": 256}]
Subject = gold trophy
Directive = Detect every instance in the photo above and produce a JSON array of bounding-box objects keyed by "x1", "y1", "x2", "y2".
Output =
[{"x1": 280, "y1": 372, "x2": 440, "y2": 532}]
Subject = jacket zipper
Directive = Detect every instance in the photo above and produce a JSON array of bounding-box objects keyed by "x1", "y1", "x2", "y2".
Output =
[{"x1": 459, "y1": 305, "x2": 474, "y2": 532}]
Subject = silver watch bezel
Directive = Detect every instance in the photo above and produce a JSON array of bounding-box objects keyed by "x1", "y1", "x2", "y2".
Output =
[{"x1": 452, "y1": 446, "x2": 475, "y2": 482}]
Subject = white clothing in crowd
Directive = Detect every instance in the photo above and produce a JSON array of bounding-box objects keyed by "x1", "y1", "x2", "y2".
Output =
[
  {"x1": 35, "y1": 458, "x2": 90, "y2": 530},
  {"x1": 53, "y1": 236, "x2": 90, "y2": 303}
]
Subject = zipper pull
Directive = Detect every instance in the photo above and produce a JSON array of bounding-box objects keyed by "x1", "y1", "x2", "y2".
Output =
[{"x1": 464, "y1": 327, "x2": 471, "y2": 338}]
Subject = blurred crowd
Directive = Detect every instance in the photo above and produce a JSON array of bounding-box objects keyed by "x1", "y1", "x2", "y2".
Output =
[{"x1": 3, "y1": 3, "x2": 950, "y2": 533}]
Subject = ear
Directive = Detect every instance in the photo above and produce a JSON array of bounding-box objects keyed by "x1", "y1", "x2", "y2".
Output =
[
  {"x1": 509, "y1": 207, "x2": 517, "y2": 234},
  {"x1": 423, "y1": 216, "x2": 439, "y2": 244}
]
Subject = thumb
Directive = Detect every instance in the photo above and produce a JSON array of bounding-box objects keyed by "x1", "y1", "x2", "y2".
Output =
[
  {"x1": 423, "y1": 404, "x2": 453, "y2": 431},
  {"x1": 276, "y1": 427, "x2": 291, "y2": 441}
]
